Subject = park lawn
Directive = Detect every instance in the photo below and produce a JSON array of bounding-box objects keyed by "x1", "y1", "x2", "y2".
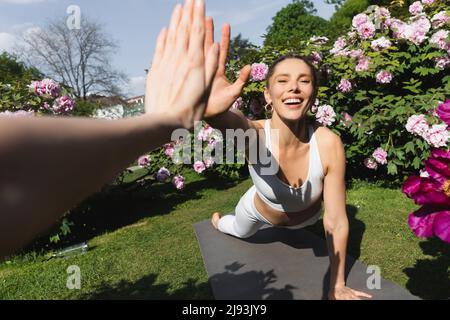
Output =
[{"x1": 0, "y1": 173, "x2": 448, "y2": 300}]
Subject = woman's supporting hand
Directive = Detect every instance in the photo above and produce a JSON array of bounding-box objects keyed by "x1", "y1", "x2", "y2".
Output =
[
  {"x1": 145, "y1": 0, "x2": 219, "y2": 129},
  {"x1": 328, "y1": 286, "x2": 373, "y2": 300},
  {"x1": 203, "y1": 19, "x2": 251, "y2": 119}
]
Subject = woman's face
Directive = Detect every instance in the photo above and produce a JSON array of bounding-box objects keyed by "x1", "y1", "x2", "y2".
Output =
[{"x1": 264, "y1": 58, "x2": 314, "y2": 122}]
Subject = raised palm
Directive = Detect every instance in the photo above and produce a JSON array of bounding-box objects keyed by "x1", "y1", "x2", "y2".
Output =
[{"x1": 203, "y1": 18, "x2": 251, "y2": 119}]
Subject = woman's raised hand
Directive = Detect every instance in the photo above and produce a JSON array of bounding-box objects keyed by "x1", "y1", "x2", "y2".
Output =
[
  {"x1": 203, "y1": 19, "x2": 252, "y2": 119},
  {"x1": 145, "y1": 0, "x2": 219, "y2": 129}
]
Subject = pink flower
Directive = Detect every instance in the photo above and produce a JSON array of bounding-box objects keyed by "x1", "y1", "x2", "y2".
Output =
[
  {"x1": 402, "y1": 149, "x2": 450, "y2": 207},
  {"x1": 435, "y1": 57, "x2": 450, "y2": 69},
  {"x1": 340, "y1": 112, "x2": 353, "y2": 127},
  {"x1": 349, "y1": 49, "x2": 364, "y2": 59},
  {"x1": 197, "y1": 125, "x2": 214, "y2": 141},
  {"x1": 29, "y1": 79, "x2": 60, "y2": 98},
  {"x1": 231, "y1": 97, "x2": 243, "y2": 110},
  {"x1": 430, "y1": 30, "x2": 449, "y2": 50},
  {"x1": 409, "y1": 1, "x2": 423, "y2": 15},
  {"x1": 373, "y1": 147, "x2": 388, "y2": 165},
  {"x1": 250, "y1": 63, "x2": 269, "y2": 81},
  {"x1": 406, "y1": 114, "x2": 430, "y2": 137},
  {"x1": 357, "y1": 21, "x2": 376, "y2": 40},
  {"x1": 315, "y1": 105, "x2": 336, "y2": 127},
  {"x1": 337, "y1": 79, "x2": 352, "y2": 93},
  {"x1": 364, "y1": 158, "x2": 378, "y2": 170},
  {"x1": 330, "y1": 37, "x2": 347, "y2": 55},
  {"x1": 431, "y1": 11, "x2": 450, "y2": 29},
  {"x1": 371, "y1": 37, "x2": 392, "y2": 51},
  {"x1": 138, "y1": 155, "x2": 151, "y2": 167},
  {"x1": 310, "y1": 51, "x2": 322, "y2": 65},
  {"x1": 376, "y1": 71, "x2": 393, "y2": 84},
  {"x1": 352, "y1": 13, "x2": 370, "y2": 28},
  {"x1": 409, "y1": 208, "x2": 450, "y2": 242},
  {"x1": 156, "y1": 167, "x2": 171, "y2": 182},
  {"x1": 375, "y1": 7, "x2": 391, "y2": 22},
  {"x1": 437, "y1": 100, "x2": 450, "y2": 126},
  {"x1": 173, "y1": 175, "x2": 185, "y2": 190},
  {"x1": 50, "y1": 96, "x2": 75, "y2": 114},
  {"x1": 193, "y1": 161, "x2": 206, "y2": 174},
  {"x1": 424, "y1": 124, "x2": 449, "y2": 148},
  {"x1": 356, "y1": 56, "x2": 370, "y2": 72},
  {"x1": 164, "y1": 143, "x2": 175, "y2": 158}
]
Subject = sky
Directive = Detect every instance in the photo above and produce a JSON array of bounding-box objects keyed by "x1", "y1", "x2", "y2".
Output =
[{"x1": 0, "y1": 0, "x2": 336, "y2": 97}]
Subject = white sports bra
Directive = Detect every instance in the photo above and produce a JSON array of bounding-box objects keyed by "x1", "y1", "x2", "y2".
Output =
[{"x1": 248, "y1": 120, "x2": 324, "y2": 213}]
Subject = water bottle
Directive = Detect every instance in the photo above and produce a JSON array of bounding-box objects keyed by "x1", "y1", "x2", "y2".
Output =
[{"x1": 52, "y1": 242, "x2": 89, "y2": 258}]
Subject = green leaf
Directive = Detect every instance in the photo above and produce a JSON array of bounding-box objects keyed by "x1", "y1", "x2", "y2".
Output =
[{"x1": 387, "y1": 163, "x2": 398, "y2": 175}]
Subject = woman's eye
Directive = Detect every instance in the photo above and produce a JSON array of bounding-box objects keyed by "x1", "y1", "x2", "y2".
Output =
[
  {"x1": 301, "y1": 80, "x2": 310, "y2": 83},
  {"x1": 278, "y1": 80, "x2": 287, "y2": 83}
]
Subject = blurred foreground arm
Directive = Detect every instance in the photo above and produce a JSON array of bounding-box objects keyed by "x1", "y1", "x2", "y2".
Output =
[{"x1": 0, "y1": 0, "x2": 218, "y2": 258}]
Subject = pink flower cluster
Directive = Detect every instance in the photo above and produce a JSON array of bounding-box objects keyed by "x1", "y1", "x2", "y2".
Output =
[
  {"x1": 29, "y1": 78, "x2": 60, "y2": 98},
  {"x1": 173, "y1": 175, "x2": 185, "y2": 190},
  {"x1": 431, "y1": 11, "x2": 450, "y2": 29},
  {"x1": 409, "y1": 1, "x2": 423, "y2": 16},
  {"x1": 402, "y1": 148, "x2": 450, "y2": 243},
  {"x1": 390, "y1": 16, "x2": 431, "y2": 45},
  {"x1": 138, "y1": 155, "x2": 151, "y2": 167},
  {"x1": 337, "y1": 79, "x2": 352, "y2": 93},
  {"x1": 365, "y1": 147, "x2": 388, "y2": 170},
  {"x1": 430, "y1": 29, "x2": 449, "y2": 50},
  {"x1": 164, "y1": 143, "x2": 175, "y2": 158},
  {"x1": 231, "y1": 97, "x2": 243, "y2": 110},
  {"x1": 193, "y1": 161, "x2": 206, "y2": 174},
  {"x1": 406, "y1": 105, "x2": 450, "y2": 148},
  {"x1": 376, "y1": 70, "x2": 393, "y2": 84},
  {"x1": 315, "y1": 104, "x2": 336, "y2": 127},
  {"x1": 45, "y1": 95, "x2": 75, "y2": 114},
  {"x1": 371, "y1": 36, "x2": 392, "y2": 51},
  {"x1": 250, "y1": 63, "x2": 269, "y2": 82}
]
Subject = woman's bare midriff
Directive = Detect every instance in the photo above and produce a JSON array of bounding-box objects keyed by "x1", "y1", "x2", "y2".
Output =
[{"x1": 253, "y1": 192, "x2": 322, "y2": 227}]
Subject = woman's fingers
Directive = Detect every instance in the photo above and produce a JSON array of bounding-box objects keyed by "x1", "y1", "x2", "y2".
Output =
[
  {"x1": 228, "y1": 65, "x2": 251, "y2": 97},
  {"x1": 151, "y1": 28, "x2": 168, "y2": 71},
  {"x1": 205, "y1": 43, "x2": 220, "y2": 85},
  {"x1": 164, "y1": 4, "x2": 183, "y2": 58},
  {"x1": 204, "y1": 16, "x2": 214, "y2": 54},
  {"x1": 352, "y1": 289, "x2": 373, "y2": 299},
  {"x1": 175, "y1": 0, "x2": 194, "y2": 54},
  {"x1": 188, "y1": 0, "x2": 206, "y2": 61},
  {"x1": 217, "y1": 23, "x2": 230, "y2": 75}
]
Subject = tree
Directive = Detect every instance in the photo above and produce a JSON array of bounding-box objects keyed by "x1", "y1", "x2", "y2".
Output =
[
  {"x1": 228, "y1": 34, "x2": 258, "y2": 62},
  {"x1": 0, "y1": 52, "x2": 41, "y2": 83},
  {"x1": 325, "y1": 0, "x2": 347, "y2": 10},
  {"x1": 328, "y1": 0, "x2": 369, "y2": 41},
  {"x1": 17, "y1": 17, "x2": 127, "y2": 99},
  {"x1": 264, "y1": 0, "x2": 331, "y2": 49}
]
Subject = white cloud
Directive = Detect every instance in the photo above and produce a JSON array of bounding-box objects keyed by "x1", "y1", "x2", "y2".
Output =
[
  {"x1": 0, "y1": 0, "x2": 45, "y2": 4},
  {"x1": 0, "y1": 32, "x2": 16, "y2": 53},
  {"x1": 127, "y1": 76, "x2": 146, "y2": 98}
]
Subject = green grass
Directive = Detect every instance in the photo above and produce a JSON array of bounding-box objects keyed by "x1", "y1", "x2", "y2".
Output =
[{"x1": 0, "y1": 174, "x2": 448, "y2": 300}]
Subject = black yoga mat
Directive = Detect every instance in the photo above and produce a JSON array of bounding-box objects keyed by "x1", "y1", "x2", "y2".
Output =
[{"x1": 193, "y1": 219, "x2": 419, "y2": 300}]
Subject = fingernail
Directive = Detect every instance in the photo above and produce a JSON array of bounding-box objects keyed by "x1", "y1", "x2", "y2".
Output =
[{"x1": 195, "y1": 0, "x2": 203, "y2": 7}]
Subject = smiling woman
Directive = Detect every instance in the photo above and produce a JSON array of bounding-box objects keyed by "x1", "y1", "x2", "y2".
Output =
[{"x1": 203, "y1": 20, "x2": 372, "y2": 299}]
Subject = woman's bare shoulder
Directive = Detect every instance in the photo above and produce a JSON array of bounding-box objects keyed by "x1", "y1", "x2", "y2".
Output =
[{"x1": 312, "y1": 123, "x2": 343, "y2": 147}]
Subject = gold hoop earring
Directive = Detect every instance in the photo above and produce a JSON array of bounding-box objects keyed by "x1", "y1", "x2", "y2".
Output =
[{"x1": 264, "y1": 103, "x2": 273, "y2": 113}]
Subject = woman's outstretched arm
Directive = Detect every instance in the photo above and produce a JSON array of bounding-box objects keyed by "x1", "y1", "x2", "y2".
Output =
[
  {"x1": 0, "y1": 0, "x2": 219, "y2": 258},
  {"x1": 322, "y1": 133, "x2": 373, "y2": 300}
]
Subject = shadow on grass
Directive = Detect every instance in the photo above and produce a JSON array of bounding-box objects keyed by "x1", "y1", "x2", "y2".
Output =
[
  {"x1": 27, "y1": 174, "x2": 247, "y2": 253},
  {"x1": 403, "y1": 237, "x2": 450, "y2": 300},
  {"x1": 79, "y1": 273, "x2": 213, "y2": 300}
]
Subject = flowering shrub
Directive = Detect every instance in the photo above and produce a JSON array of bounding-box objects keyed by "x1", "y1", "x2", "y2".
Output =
[
  {"x1": 224, "y1": 1, "x2": 449, "y2": 183},
  {"x1": 0, "y1": 78, "x2": 75, "y2": 116},
  {"x1": 318, "y1": 1, "x2": 450, "y2": 181},
  {"x1": 402, "y1": 100, "x2": 450, "y2": 243}
]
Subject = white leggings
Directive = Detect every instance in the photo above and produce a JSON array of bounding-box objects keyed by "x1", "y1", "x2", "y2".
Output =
[{"x1": 218, "y1": 186, "x2": 321, "y2": 238}]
